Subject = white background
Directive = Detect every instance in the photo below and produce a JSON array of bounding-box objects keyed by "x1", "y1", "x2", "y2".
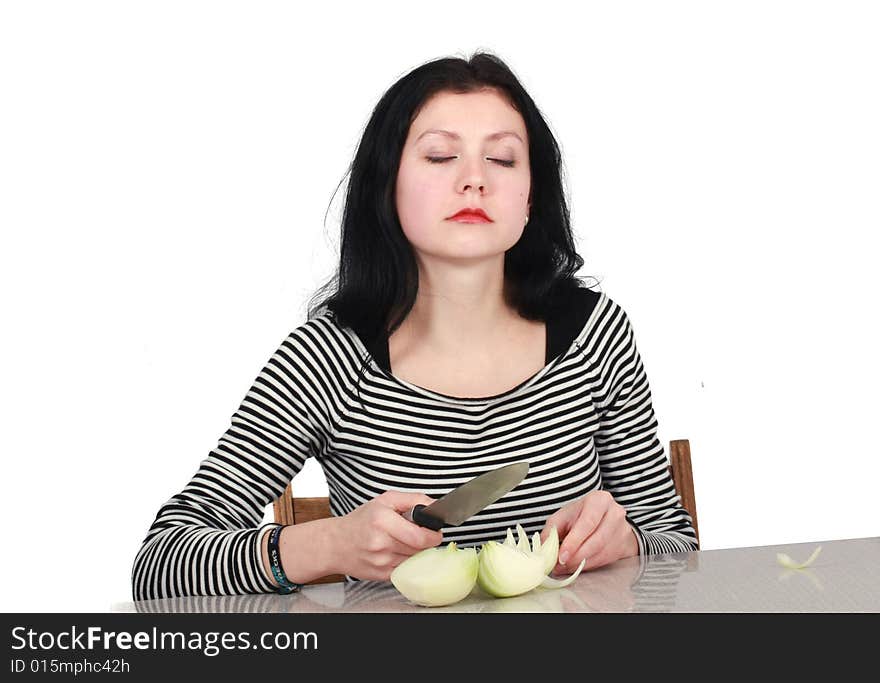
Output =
[{"x1": 2, "y1": 1, "x2": 878, "y2": 612}]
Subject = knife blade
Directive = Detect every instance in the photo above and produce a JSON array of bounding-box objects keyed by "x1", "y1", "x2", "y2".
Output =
[{"x1": 403, "y1": 462, "x2": 530, "y2": 531}]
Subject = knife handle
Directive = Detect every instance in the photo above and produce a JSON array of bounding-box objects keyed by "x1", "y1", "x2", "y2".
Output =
[{"x1": 403, "y1": 504, "x2": 445, "y2": 531}]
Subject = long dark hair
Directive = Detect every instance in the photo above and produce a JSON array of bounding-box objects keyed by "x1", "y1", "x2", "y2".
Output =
[{"x1": 308, "y1": 51, "x2": 596, "y2": 350}]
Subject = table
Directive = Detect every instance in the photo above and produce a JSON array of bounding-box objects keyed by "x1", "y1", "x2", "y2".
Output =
[{"x1": 114, "y1": 536, "x2": 880, "y2": 613}]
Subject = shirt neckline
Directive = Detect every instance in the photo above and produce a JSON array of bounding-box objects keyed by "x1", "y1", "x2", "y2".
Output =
[
  {"x1": 338, "y1": 287, "x2": 603, "y2": 406},
  {"x1": 380, "y1": 344, "x2": 560, "y2": 404}
]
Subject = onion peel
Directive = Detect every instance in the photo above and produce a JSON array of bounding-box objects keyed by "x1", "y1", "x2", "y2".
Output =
[{"x1": 776, "y1": 546, "x2": 822, "y2": 570}]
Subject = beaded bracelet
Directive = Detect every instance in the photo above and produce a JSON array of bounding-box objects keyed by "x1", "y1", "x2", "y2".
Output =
[{"x1": 267, "y1": 525, "x2": 302, "y2": 595}]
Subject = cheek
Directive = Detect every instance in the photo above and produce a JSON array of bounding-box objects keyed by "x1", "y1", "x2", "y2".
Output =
[
  {"x1": 396, "y1": 165, "x2": 446, "y2": 238},
  {"x1": 495, "y1": 174, "x2": 531, "y2": 222},
  {"x1": 508, "y1": 173, "x2": 531, "y2": 206}
]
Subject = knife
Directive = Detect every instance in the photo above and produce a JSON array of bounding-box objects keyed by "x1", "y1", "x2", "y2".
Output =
[{"x1": 402, "y1": 462, "x2": 530, "y2": 531}]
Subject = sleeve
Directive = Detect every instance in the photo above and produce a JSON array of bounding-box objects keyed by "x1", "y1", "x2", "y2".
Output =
[
  {"x1": 591, "y1": 302, "x2": 699, "y2": 555},
  {"x1": 131, "y1": 325, "x2": 334, "y2": 600}
]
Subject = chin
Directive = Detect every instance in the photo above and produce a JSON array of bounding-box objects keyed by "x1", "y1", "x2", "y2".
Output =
[{"x1": 434, "y1": 250, "x2": 510, "y2": 265}]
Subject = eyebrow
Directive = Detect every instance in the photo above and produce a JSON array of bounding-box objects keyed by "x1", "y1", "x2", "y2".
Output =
[{"x1": 416, "y1": 129, "x2": 524, "y2": 144}]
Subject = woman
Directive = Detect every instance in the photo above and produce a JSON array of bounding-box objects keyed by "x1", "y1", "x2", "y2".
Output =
[{"x1": 132, "y1": 52, "x2": 698, "y2": 601}]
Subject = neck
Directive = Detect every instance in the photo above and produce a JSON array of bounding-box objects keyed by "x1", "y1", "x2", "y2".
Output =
[{"x1": 395, "y1": 257, "x2": 519, "y2": 354}]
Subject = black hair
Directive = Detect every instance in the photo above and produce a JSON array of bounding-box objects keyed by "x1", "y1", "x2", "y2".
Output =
[{"x1": 307, "y1": 50, "x2": 598, "y2": 351}]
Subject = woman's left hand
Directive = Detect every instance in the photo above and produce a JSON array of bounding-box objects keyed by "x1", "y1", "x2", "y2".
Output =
[{"x1": 540, "y1": 490, "x2": 639, "y2": 574}]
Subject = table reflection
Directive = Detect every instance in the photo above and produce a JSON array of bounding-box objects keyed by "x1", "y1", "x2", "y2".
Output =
[{"x1": 131, "y1": 551, "x2": 697, "y2": 614}]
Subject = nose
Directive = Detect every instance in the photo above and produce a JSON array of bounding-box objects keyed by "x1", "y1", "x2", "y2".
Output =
[
  {"x1": 461, "y1": 181, "x2": 485, "y2": 193},
  {"x1": 457, "y1": 156, "x2": 487, "y2": 194}
]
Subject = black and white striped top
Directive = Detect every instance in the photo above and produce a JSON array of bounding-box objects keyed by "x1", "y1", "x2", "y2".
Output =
[{"x1": 132, "y1": 287, "x2": 699, "y2": 600}]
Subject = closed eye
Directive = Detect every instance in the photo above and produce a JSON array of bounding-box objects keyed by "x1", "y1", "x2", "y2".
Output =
[{"x1": 426, "y1": 156, "x2": 515, "y2": 168}]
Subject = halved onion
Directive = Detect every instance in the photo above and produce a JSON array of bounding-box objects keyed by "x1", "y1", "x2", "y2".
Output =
[
  {"x1": 477, "y1": 540, "x2": 547, "y2": 598},
  {"x1": 480, "y1": 524, "x2": 585, "y2": 596},
  {"x1": 390, "y1": 542, "x2": 478, "y2": 607},
  {"x1": 535, "y1": 526, "x2": 560, "y2": 576},
  {"x1": 390, "y1": 524, "x2": 586, "y2": 606}
]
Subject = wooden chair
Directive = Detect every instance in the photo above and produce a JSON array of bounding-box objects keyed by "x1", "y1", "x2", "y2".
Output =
[
  {"x1": 667, "y1": 439, "x2": 699, "y2": 544},
  {"x1": 273, "y1": 438, "x2": 699, "y2": 584}
]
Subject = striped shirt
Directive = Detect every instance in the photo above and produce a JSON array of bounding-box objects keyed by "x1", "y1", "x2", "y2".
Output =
[{"x1": 132, "y1": 287, "x2": 699, "y2": 600}]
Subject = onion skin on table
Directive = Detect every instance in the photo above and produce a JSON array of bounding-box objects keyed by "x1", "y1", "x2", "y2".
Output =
[{"x1": 776, "y1": 546, "x2": 822, "y2": 570}]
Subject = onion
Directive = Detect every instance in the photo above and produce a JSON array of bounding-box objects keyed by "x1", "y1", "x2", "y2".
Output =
[
  {"x1": 502, "y1": 524, "x2": 560, "y2": 575},
  {"x1": 390, "y1": 542, "x2": 478, "y2": 607},
  {"x1": 483, "y1": 524, "x2": 585, "y2": 596},
  {"x1": 477, "y1": 540, "x2": 546, "y2": 597},
  {"x1": 390, "y1": 525, "x2": 586, "y2": 606},
  {"x1": 534, "y1": 525, "x2": 560, "y2": 575}
]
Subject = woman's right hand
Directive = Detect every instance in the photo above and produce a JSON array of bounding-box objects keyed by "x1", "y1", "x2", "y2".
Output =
[{"x1": 332, "y1": 490, "x2": 444, "y2": 580}]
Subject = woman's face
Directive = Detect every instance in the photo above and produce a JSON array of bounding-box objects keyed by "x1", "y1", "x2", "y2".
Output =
[{"x1": 395, "y1": 89, "x2": 531, "y2": 264}]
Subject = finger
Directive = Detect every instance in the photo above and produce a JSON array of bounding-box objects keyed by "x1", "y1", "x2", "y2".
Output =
[
  {"x1": 378, "y1": 490, "x2": 438, "y2": 514},
  {"x1": 359, "y1": 553, "x2": 412, "y2": 582},
  {"x1": 540, "y1": 505, "x2": 577, "y2": 544},
  {"x1": 571, "y1": 519, "x2": 612, "y2": 571},
  {"x1": 389, "y1": 552, "x2": 415, "y2": 569},
  {"x1": 380, "y1": 505, "x2": 444, "y2": 550},
  {"x1": 374, "y1": 536, "x2": 432, "y2": 557},
  {"x1": 370, "y1": 551, "x2": 412, "y2": 572},
  {"x1": 576, "y1": 506, "x2": 629, "y2": 569},
  {"x1": 558, "y1": 494, "x2": 610, "y2": 566}
]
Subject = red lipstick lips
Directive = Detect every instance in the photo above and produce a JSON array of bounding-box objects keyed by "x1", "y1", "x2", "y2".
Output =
[{"x1": 447, "y1": 207, "x2": 492, "y2": 223}]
